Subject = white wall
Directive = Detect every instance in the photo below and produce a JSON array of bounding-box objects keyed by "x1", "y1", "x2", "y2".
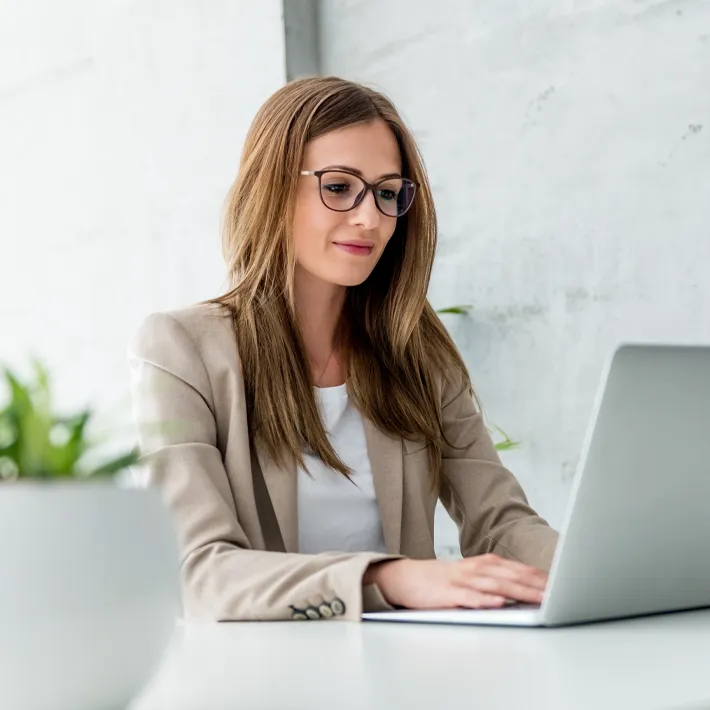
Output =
[
  {"x1": 320, "y1": 0, "x2": 710, "y2": 547},
  {"x1": 0, "y1": 0, "x2": 285, "y2": 424}
]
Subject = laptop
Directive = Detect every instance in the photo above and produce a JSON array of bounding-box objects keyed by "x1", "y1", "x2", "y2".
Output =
[{"x1": 363, "y1": 344, "x2": 710, "y2": 627}]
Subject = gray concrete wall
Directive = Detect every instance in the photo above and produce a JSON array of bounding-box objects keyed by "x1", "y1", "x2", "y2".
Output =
[
  {"x1": 319, "y1": 0, "x2": 710, "y2": 546},
  {"x1": 1, "y1": 0, "x2": 285, "y2": 420}
]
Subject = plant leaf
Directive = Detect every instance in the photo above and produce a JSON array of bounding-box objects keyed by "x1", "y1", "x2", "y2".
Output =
[
  {"x1": 489, "y1": 423, "x2": 521, "y2": 451},
  {"x1": 4, "y1": 367, "x2": 52, "y2": 477},
  {"x1": 4, "y1": 367, "x2": 32, "y2": 415},
  {"x1": 44, "y1": 411, "x2": 93, "y2": 476},
  {"x1": 494, "y1": 439, "x2": 521, "y2": 451},
  {"x1": 436, "y1": 305, "x2": 473, "y2": 315},
  {"x1": 88, "y1": 448, "x2": 141, "y2": 478}
]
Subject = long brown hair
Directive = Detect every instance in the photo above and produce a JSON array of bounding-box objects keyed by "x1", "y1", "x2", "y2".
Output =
[{"x1": 209, "y1": 76, "x2": 471, "y2": 487}]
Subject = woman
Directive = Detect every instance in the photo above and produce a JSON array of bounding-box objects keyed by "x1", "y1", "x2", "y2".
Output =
[{"x1": 128, "y1": 76, "x2": 558, "y2": 623}]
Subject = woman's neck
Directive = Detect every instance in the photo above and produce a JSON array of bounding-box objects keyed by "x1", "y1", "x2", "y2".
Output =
[{"x1": 294, "y1": 267, "x2": 347, "y2": 386}]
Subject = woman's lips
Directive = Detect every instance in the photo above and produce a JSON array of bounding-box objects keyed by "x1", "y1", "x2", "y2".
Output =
[{"x1": 333, "y1": 242, "x2": 374, "y2": 256}]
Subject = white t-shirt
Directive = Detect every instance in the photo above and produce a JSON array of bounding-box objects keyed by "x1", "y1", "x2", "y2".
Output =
[{"x1": 297, "y1": 384, "x2": 387, "y2": 555}]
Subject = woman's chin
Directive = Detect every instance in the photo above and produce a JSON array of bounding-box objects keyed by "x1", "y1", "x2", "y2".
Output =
[
  {"x1": 298, "y1": 261, "x2": 377, "y2": 289},
  {"x1": 332, "y1": 269, "x2": 376, "y2": 288}
]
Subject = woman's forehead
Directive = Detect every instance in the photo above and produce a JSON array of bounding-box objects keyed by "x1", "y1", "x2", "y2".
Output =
[{"x1": 303, "y1": 121, "x2": 401, "y2": 177}]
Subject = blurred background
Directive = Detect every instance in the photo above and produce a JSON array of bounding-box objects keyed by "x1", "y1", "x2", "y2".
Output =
[{"x1": 2, "y1": 0, "x2": 709, "y2": 550}]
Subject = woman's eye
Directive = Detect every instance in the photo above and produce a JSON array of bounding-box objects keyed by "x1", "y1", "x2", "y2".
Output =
[
  {"x1": 377, "y1": 189, "x2": 397, "y2": 202},
  {"x1": 323, "y1": 183, "x2": 350, "y2": 194}
]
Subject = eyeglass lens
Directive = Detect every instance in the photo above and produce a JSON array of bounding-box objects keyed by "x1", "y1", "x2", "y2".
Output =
[{"x1": 318, "y1": 171, "x2": 415, "y2": 217}]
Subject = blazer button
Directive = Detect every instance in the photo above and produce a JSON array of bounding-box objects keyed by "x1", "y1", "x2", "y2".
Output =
[
  {"x1": 292, "y1": 611, "x2": 308, "y2": 621},
  {"x1": 305, "y1": 607, "x2": 321, "y2": 620},
  {"x1": 318, "y1": 603, "x2": 334, "y2": 619},
  {"x1": 330, "y1": 598, "x2": 346, "y2": 616}
]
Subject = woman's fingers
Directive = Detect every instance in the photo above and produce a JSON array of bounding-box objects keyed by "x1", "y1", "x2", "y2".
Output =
[
  {"x1": 474, "y1": 563, "x2": 548, "y2": 592},
  {"x1": 462, "y1": 554, "x2": 549, "y2": 591},
  {"x1": 454, "y1": 588, "x2": 507, "y2": 609},
  {"x1": 460, "y1": 575, "x2": 544, "y2": 604}
]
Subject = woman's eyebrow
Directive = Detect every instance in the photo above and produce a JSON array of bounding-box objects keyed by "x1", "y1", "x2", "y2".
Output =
[{"x1": 322, "y1": 164, "x2": 403, "y2": 180}]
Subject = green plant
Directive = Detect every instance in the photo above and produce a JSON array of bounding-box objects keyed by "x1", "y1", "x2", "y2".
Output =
[
  {"x1": 487, "y1": 424, "x2": 520, "y2": 451},
  {"x1": 436, "y1": 304, "x2": 520, "y2": 453},
  {"x1": 435, "y1": 305, "x2": 473, "y2": 315},
  {"x1": 0, "y1": 362, "x2": 139, "y2": 481}
]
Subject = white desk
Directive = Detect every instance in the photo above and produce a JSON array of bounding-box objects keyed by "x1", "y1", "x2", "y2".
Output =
[{"x1": 131, "y1": 609, "x2": 710, "y2": 710}]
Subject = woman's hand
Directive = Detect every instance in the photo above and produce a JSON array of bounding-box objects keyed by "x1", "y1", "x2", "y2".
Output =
[{"x1": 363, "y1": 554, "x2": 548, "y2": 610}]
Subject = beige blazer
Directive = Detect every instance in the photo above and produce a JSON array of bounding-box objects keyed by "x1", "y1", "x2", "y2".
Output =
[{"x1": 128, "y1": 303, "x2": 558, "y2": 622}]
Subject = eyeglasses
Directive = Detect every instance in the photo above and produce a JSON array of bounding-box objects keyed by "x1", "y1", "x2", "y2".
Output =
[{"x1": 299, "y1": 168, "x2": 418, "y2": 218}]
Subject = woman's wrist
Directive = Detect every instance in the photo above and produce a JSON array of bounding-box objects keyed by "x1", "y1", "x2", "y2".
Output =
[
  {"x1": 363, "y1": 561, "x2": 383, "y2": 587},
  {"x1": 363, "y1": 559, "x2": 405, "y2": 588}
]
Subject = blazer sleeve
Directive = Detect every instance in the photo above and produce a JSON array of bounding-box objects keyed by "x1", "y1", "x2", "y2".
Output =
[
  {"x1": 127, "y1": 311, "x2": 397, "y2": 622},
  {"x1": 438, "y1": 371, "x2": 559, "y2": 571}
]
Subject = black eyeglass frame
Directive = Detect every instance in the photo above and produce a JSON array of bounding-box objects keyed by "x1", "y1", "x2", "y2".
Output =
[{"x1": 299, "y1": 168, "x2": 419, "y2": 217}]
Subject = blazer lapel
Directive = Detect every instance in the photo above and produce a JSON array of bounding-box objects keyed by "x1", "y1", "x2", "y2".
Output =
[
  {"x1": 256, "y1": 442, "x2": 298, "y2": 553},
  {"x1": 362, "y1": 417, "x2": 403, "y2": 554}
]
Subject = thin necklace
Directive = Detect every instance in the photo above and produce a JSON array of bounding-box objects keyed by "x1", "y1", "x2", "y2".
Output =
[{"x1": 315, "y1": 344, "x2": 336, "y2": 387}]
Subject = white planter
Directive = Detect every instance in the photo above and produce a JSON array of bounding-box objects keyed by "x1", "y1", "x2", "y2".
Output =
[{"x1": 0, "y1": 481, "x2": 180, "y2": 710}]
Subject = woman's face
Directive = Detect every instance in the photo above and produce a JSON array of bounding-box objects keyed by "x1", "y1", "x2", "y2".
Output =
[{"x1": 292, "y1": 119, "x2": 401, "y2": 288}]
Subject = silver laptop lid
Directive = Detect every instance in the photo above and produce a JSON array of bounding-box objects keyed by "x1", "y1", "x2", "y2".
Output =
[{"x1": 543, "y1": 344, "x2": 710, "y2": 626}]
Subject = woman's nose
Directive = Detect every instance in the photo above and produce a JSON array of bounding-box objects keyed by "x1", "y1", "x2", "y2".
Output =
[{"x1": 349, "y1": 189, "x2": 381, "y2": 229}]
